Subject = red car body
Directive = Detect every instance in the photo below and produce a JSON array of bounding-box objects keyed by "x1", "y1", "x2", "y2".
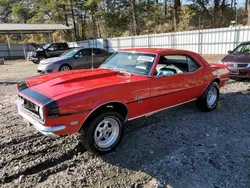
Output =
[{"x1": 17, "y1": 48, "x2": 229, "y2": 150}]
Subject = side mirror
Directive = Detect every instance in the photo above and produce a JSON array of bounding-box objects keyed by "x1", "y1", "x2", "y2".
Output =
[
  {"x1": 228, "y1": 50, "x2": 233, "y2": 54},
  {"x1": 75, "y1": 54, "x2": 81, "y2": 59}
]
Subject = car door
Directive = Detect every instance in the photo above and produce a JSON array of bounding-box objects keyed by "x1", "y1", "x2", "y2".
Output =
[
  {"x1": 73, "y1": 49, "x2": 92, "y2": 69},
  {"x1": 47, "y1": 44, "x2": 61, "y2": 57},
  {"x1": 149, "y1": 54, "x2": 202, "y2": 112},
  {"x1": 92, "y1": 49, "x2": 110, "y2": 67}
]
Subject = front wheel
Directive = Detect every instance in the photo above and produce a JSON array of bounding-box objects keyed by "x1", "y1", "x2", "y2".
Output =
[
  {"x1": 59, "y1": 64, "x2": 71, "y2": 72},
  {"x1": 196, "y1": 82, "x2": 219, "y2": 112},
  {"x1": 80, "y1": 111, "x2": 124, "y2": 155}
]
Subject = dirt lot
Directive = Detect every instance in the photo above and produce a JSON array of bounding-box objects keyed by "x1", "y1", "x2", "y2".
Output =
[{"x1": 0, "y1": 56, "x2": 250, "y2": 188}]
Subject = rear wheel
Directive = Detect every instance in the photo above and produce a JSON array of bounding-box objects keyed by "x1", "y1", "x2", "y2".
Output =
[
  {"x1": 196, "y1": 82, "x2": 219, "y2": 112},
  {"x1": 59, "y1": 64, "x2": 71, "y2": 72},
  {"x1": 80, "y1": 111, "x2": 124, "y2": 155}
]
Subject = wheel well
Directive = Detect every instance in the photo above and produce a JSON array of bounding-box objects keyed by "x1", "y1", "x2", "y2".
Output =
[
  {"x1": 213, "y1": 78, "x2": 220, "y2": 86},
  {"x1": 38, "y1": 54, "x2": 46, "y2": 58},
  {"x1": 80, "y1": 102, "x2": 128, "y2": 130}
]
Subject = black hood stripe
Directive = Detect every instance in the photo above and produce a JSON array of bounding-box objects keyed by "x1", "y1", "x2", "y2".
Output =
[
  {"x1": 18, "y1": 81, "x2": 28, "y2": 91},
  {"x1": 18, "y1": 81, "x2": 59, "y2": 116}
]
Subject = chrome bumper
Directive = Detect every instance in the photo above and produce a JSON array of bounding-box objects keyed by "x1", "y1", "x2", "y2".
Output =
[{"x1": 18, "y1": 105, "x2": 65, "y2": 138}]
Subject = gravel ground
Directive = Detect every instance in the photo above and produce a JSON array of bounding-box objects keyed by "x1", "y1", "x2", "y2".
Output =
[{"x1": 0, "y1": 58, "x2": 250, "y2": 188}]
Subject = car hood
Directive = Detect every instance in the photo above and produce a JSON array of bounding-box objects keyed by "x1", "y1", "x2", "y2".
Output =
[
  {"x1": 222, "y1": 53, "x2": 250, "y2": 63},
  {"x1": 28, "y1": 43, "x2": 44, "y2": 50},
  {"x1": 40, "y1": 57, "x2": 68, "y2": 64},
  {"x1": 25, "y1": 68, "x2": 135, "y2": 99}
]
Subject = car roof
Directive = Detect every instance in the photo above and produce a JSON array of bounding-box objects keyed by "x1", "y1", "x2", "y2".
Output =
[
  {"x1": 240, "y1": 41, "x2": 250, "y2": 45},
  {"x1": 118, "y1": 48, "x2": 197, "y2": 55},
  {"x1": 73, "y1": 47, "x2": 104, "y2": 50}
]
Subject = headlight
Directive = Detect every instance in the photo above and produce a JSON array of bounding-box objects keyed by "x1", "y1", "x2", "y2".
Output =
[
  {"x1": 38, "y1": 107, "x2": 44, "y2": 121},
  {"x1": 218, "y1": 60, "x2": 223, "y2": 64},
  {"x1": 35, "y1": 105, "x2": 39, "y2": 111}
]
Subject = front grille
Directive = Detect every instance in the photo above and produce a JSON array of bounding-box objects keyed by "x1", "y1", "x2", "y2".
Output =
[
  {"x1": 19, "y1": 96, "x2": 39, "y2": 116},
  {"x1": 227, "y1": 63, "x2": 249, "y2": 68},
  {"x1": 237, "y1": 64, "x2": 249, "y2": 68},
  {"x1": 239, "y1": 72, "x2": 248, "y2": 76}
]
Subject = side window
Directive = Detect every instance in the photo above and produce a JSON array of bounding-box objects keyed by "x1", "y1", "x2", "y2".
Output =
[
  {"x1": 93, "y1": 49, "x2": 101, "y2": 55},
  {"x1": 77, "y1": 49, "x2": 91, "y2": 57},
  {"x1": 188, "y1": 58, "x2": 199, "y2": 72},
  {"x1": 58, "y1": 44, "x2": 68, "y2": 50},
  {"x1": 155, "y1": 55, "x2": 200, "y2": 76},
  {"x1": 48, "y1": 44, "x2": 58, "y2": 51}
]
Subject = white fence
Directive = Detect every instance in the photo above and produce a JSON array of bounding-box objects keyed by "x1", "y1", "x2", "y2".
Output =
[
  {"x1": 1, "y1": 26, "x2": 250, "y2": 59},
  {"x1": 0, "y1": 43, "x2": 35, "y2": 59},
  {"x1": 71, "y1": 26, "x2": 250, "y2": 55}
]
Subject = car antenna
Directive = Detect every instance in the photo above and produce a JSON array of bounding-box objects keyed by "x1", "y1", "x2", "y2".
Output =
[{"x1": 91, "y1": 40, "x2": 94, "y2": 69}]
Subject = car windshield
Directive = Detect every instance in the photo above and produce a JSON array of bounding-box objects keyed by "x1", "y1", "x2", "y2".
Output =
[
  {"x1": 60, "y1": 49, "x2": 78, "y2": 57},
  {"x1": 233, "y1": 43, "x2": 250, "y2": 54},
  {"x1": 100, "y1": 52, "x2": 156, "y2": 76},
  {"x1": 42, "y1": 44, "x2": 50, "y2": 49}
]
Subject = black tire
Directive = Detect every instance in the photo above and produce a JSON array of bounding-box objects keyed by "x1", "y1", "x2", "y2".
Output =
[
  {"x1": 31, "y1": 60, "x2": 39, "y2": 64},
  {"x1": 196, "y1": 82, "x2": 219, "y2": 112},
  {"x1": 59, "y1": 64, "x2": 72, "y2": 72},
  {"x1": 80, "y1": 111, "x2": 124, "y2": 155}
]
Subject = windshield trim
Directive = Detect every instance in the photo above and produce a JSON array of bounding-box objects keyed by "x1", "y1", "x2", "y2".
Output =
[
  {"x1": 60, "y1": 49, "x2": 79, "y2": 57},
  {"x1": 42, "y1": 44, "x2": 50, "y2": 49},
  {"x1": 100, "y1": 51, "x2": 158, "y2": 77}
]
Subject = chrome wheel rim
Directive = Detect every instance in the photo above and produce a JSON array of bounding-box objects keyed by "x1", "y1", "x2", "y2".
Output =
[
  {"x1": 207, "y1": 87, "x2": 217, "y2": 108},
  {"x1": 60, "y1": 66, "x2": 70, "y2": 71},
  {"x1": 94, "y1": 117, "x2": 120, "y2": 149}
]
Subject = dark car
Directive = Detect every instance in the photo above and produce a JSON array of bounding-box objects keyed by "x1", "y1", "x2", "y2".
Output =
[
  {"x1": 27, "y1": 43, "x2": 72, "y2": 64},
  {"x1": 37, "y1": 48, "x2": 112, "y2": 73},
  {"x1": 219, "y1": 41, "x2": 250, "y2": 79}
]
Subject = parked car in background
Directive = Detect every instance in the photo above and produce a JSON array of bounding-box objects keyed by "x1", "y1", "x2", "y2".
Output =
[
  {"x1": 27, "y1": 43, "x2": 72, "y2": 64},
  {"x1": 37, "y1": 48, "x2": 112, "y2": 73},
  {"x1": 17, "y1": 48, "x2": 229, "y2": 155},
  {"x1": 218, "y1": 41, "x2": 250, "y2": 79}
]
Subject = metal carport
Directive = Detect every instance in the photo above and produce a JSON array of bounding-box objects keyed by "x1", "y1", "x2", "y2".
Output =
[{"x1": 0, "y1": 23, "x2": 71, "y2": 59}]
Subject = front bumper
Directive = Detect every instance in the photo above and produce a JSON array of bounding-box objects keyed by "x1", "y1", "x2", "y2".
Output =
[
  {"x1": 228, "y1": 68, "x2": 250, "y2": 78},
  {"x1": 37, "y1": 64, "x2": 53, "y2": 74},
  {"x1": 18, "y1": 105, "x2": 65, "y2": 137}
]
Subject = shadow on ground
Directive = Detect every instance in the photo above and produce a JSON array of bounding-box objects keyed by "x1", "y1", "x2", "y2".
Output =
[
  {"x1": 0, "y1": 82, "x2": 18, "y2": 85},
  {"x1": 98, "y1": 90, "x2": 250, "y2": 187}
]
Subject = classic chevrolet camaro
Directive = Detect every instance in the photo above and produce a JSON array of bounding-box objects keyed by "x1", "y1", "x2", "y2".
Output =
[{"x1": 17, "y1": 48, "x2": 229, "y2": 154}]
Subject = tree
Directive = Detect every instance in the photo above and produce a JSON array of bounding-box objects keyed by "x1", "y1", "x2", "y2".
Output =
[
  {"x1": 0, "y1": 0, "x2": 14, "y2": 23},
  {"x1": 174, "y1": 0, "x2": 181, "y2": 29},
  {"x1": 130, "y1": 0, "x2": 139, "y2": 35}
]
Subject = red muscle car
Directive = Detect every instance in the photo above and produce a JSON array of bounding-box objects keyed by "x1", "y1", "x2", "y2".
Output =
[{"x1": 17, "y1": 48, "x2": 229, "y2": 154}]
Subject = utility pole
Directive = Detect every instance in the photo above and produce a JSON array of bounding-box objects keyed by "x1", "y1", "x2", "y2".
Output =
[
  {"x1": 70, "y1": 0, "x2": 77, "y2": 40},
  {"x1": 248, "y1": 0, "x2": 250, "y2": 25},
  {"x1": 234, "y1": 0, "x2": 238, "y2": 25}
]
